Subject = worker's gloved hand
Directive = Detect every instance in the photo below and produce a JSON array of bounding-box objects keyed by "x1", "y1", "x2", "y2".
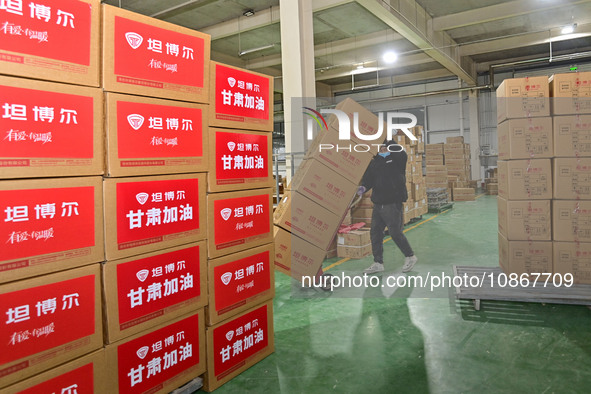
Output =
[{"x1": 357, "y1": 186, "x2": 366, "y2": 196}]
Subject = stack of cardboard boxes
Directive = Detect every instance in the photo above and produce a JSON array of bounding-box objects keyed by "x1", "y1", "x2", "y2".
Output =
[
  {"x1": 425, "y1": 138, "x2": 474, "y2": 202},
  {"x1": 486, "y1": 169, "x2": 499, "y2": 195},
  {"x1": 395, "y1": 126, "x2": 428, "y2": 222},
  {"x1": 497, "y1": 73, "x2": 591, "y2": 284}
]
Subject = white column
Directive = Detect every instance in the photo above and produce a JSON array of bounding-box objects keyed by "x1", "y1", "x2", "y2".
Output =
[
  {"x1": 280, "y1": 0, "x2": 317, "y2": 181},
  {"x1": 469, "y1": 89, "x2": 481, "y2": 182}
]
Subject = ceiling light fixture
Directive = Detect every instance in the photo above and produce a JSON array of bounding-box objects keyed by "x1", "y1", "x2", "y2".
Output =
[
  {"x1": 561, "y1": 23, "x2": 576, "y2": 35},
  {"x1": 243, "y1": 9, "x2": 255, "y2": 17},
  {"x1": 239, "y1": 43, "x2": 275, "y2": 56},
  {"x1": 357, "y1": 64, "x2": 365, "y2": 70},
  {"x1": 383, "y1": 51, "x2": 398, "y2": 63}
]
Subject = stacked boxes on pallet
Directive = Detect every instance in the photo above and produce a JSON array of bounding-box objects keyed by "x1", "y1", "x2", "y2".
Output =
[
  {"x1": 395, "y1": 126, "x2": 428, "y2": 223},
  {"x1": 445, "y1": 136, "x2": 475, "y2": 201}
]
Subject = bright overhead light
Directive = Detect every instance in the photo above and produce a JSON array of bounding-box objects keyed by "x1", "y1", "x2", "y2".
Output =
[
  {"x1": 561, "y1": 24, "x2": 576, "y2": 34},
  {"x1": 243, "y1": 9, "x2": 255, "y2": 17},
  {"x1": 357, "y1": 64, "x2": 365, "y2": 70},
  {"x1": 383, "y1": 51, "x2": 398, "y2": 63}
]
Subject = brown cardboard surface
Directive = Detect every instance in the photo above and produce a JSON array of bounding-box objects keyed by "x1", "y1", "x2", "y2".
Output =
[
  {"x1": 326, "y1": 98, "x2": 387, "y2": 142},
  {"x1": 553, "y1": 115, "x2": 591, "y2": 157},
  {"x1": 104, "y1": 93, "x2": 209, "y2": 177},
  {"x1": 102, "y1": 4, "x2": 210, "y2": 103},
  {"x1": 352, "y1": 207, "x2": 373, "y2": 218},
  {"x1": 102, "y1": 242, "x2": 208, "y2": 343},
  {"x1": 553, "y1": 200, "x2": 591, "y2": 242},
  {"x1": 337, "y1": 229, "x2": 371, "y2": 247},
  {"x1": 207, "y1": 128, "x2": 273, "y2": 192},
  {"x1": 273, "y1": 226, "x2": 325, "y2": 281},
  {"x1": 446, "y1": 136, "x2": 465, "y2": 144},
  {"x1": 426, "y1": 165, "x2": 448, "y2": 176},
  {"x1": 553, "y1": 242, "x2": 591, "y2": 285},
  {"x1": 497, "y1": 197, "x2": 551, "y2": 241},
  {"x1": 553, "y1": 158, "x2": 591, "y2": 199},
  {"x1": 0, "y1": 264, "x2": 103, "y2": 388},
  {"x1": 496, "y1": 76, "x2": 550, "y2": 123},
  {"x1": 205, "y1": 244, "x2": 274, "y2": 326},
  {"x1": 209, "y1": 62, "x2": 274, "y2": 131},
  {"x1": 0, "y1": 76, "x2": 104, "y2": 178},
  {"x1": 498, "y1": 232, "x2": 552, "y2": 275},
  {"x1": 0, "y1": 0, "x2": 100, "y2": 87},
  {"x1": 425, "y1": 144, "x2": 444, "y2": 155},
  {"x1": 549, "y1": 72, "x2": 591, "y2": 115},
  {"x1": 103, "y1": 173, "x2": 207, "y2": 260},
  {"x1": 0, "y1": 176, "x2": 104, "y2": 284},
  {"x1": 207, "y1": 188, "x2": 273, "y2": 258},
  {"x1": 273, "y1": 190, "x2": 340, "y2": 251},
  {"x1": 497, "y1": 159, "x2": 552, "y2": 200},
  {"x1": 497, "y1": 117, "x2": 553, "y2": 160},
  {"x1": 104, "y1": 310, "x2": 206, "y2": 394},
  {"x1": 337, "y1": 243, "x2": 372, "y2": 259},
  {"x1": 2, "y1": 350, "x2": 106, "y2": 394},
  {"x1": 289, "y1": 158, "x2": 357, "y2": 216}
]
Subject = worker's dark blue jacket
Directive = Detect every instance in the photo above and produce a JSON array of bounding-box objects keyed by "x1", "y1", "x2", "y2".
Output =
[{"x1": 360, "y1": 148, "x2": 408, "y2": 205}]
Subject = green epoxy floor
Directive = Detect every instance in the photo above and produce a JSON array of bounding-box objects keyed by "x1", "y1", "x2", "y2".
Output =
[{"x1": 205, "y1": 195, "x2": 591, "y2": 393}]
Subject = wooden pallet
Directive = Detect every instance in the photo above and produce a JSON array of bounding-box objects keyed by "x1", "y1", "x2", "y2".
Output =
[{"x1": 453, "y1": 265, "x2": 591, "y2": 311}]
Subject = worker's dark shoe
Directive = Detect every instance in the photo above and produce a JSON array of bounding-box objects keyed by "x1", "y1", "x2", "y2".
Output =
[
  {"x1": 402, "y1": 255, "x2": 418, "y2": 272},
  {"x1": 364, "y1": 262, "x2": 384, "y2": 274}
]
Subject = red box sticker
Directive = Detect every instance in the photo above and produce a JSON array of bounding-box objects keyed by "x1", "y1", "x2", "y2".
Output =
[
  {"x1": 0, "y1": 275, "x2": 95, "y2": 365},
  {"x1": 116, "y1": 314, "x2": 199, "y2": 394},
  {"x1": 215, "y1": 64, "x2": 269, "y2": 121},
  {"x1": 213, "y1": 193, "x2": 270, "y2": 248},
  {"x1": 215, "y1": 131, "x2": 268, "y2": 184},
  {"x1": 0, "y1": 186, "x2": 95, "y2": 261},
  {"x1": 212, "y1": 304, "x2": 268, "y2": 378},
  {"x1": 0, "y1": 85, "x2": 94, "y2": 159},
  {"x1": 0, "y1": 0, "x2": 92, "y2": 66},
  {"x1": 213, "y1": 250, "x2": 271, "y2": 314},
  {"x1": 18, "y1": 363, "x2": 94, "y2": 394},
  {"x1": 114, "y1": 16, "x2": 205, "y2": 89},
  {"x1": 116, "y1": 246, "x2": 202, "y2": 330},
  {"x1": 116, "y1": 100, "x2": 203, "y2": 159},
  {"x1": 116, "y1": 178, "x2": 200, "y2": 247}
]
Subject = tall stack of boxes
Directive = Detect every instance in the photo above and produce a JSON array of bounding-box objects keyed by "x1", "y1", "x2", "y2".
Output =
[
  {"x1": 445, "y1": 136, "x2": 475, "y2": 201},
  {"x1": 1, "y1": 2, "x2": 274, "y2": 392}
]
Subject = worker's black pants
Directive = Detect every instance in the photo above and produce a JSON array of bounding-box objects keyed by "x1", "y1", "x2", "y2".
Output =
[{"x1": 370, "y1": 202, "x2": 414, "y2": 263}]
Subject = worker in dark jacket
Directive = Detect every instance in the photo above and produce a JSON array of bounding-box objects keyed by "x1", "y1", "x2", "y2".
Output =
[{"x1": 357, "y1": 140, "x2": 417, "y2": 274}]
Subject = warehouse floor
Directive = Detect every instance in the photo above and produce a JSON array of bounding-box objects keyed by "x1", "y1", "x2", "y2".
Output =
[{"x1": 206, "y1": 195, "x2": 591, "y2": 393}]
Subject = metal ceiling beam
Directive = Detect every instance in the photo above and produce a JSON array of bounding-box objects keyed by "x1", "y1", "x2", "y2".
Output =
[
  {"x1": 355, "y1": 0, "x2": 476, "y2": 85},
  {"x1": 330, "y1": 68, "x2": 453, "y2": 93},
  {"x1": 475, "y1": 46, "x2": 591, "y2": 73},
  {"x1": 432, "y1": 0, "x2": 591, "y2": 32}
]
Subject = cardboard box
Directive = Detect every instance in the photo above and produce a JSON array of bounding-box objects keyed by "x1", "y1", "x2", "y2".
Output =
[
  {"x1": 496, "y1": 76, "x2": 550, "y2": 123},
  {"x1": 2, "y1": 350, "x2": 105, "y2": 394},
  {"x1": 102, "y1": 242, "x2": 208, "y2": 343},
  {"x1": 444, "y1": 152, "x2": 466, "y2": 161},
  {"x1": 0, "y1": 176, "x2": 104, "y2": 284},
  {"x1": 103, "y1": 173, "x2": 207, "y2": 260},
  {"x1": 208, "y1": 128, "x2": 272, "y2": 192},
  {"x1": 452, "y1": 188, "x2": 475, "y2": 201},
  {"x1": 209, "y1": 62, "x2": 273, "y2": 131},
  {"x1": 208, "y1": 188, "x2": 273, "y2": 258},
  {"x1": 337, "y1": 229, "x2": 370, "y2": 246},
  {"x1": 105, "y1": 93, "x2": 208, "y2": 177},
  {"x1": 0, "y1": 76, "x2": 103, "y2": 178},
  {"x1": 305, "y1": 127, "x2": 375, "y2": 185},
  {"x1": 0, "y1": 264, "x2": 102, "y2": 388},
  {"x1": 273, "y1": 226, "x2": 325, "y2": 281},
  {"x1": 0, "y1": 0, "x2": 100, "y2": 87},
  {"x1": 337, "y1": 244, "x2": 372, "y2": 259},
  {"x1": 497, "y1": 197, "x2": 551, "y2": 241},
  {"x1": 203, "y1": 301, "x2": 274, "y2": 392},
  {"x1": 553, "y1": 242, "x2": 591, "y2": 285},
  {"x1": 553, "y1": 158, "x2": 591, "y2": 199},
  {"x1": 426, "y1": 165, "x2": 448, "y2": 176},
  {"x1": 327, "y1": 98, "x2": 387, "y2": 142},
  {"x1": 289, "y1": 158, "x2": 357, "y2": 216},
  {"x1": 102, "y1": 4, "x2": 210, "y2": 103},
  {"x1": 553, "y1": 200, "x2": 591, "y2": 243},
  {"x1": 497, "y1": 117, "x2": 553, "y2": 160},
  {"x1": 206, "y1": 244, "x2": 274, "y2": 326},
  {"x1": 356, "y1": 196, "x2": 373, "y2": 209},
  {"x1": 273, "y1": 190, "x2": 340, "y2": 251},
  {"x1": 352, "y1": 207, "x2": 373, "y2": 218},
  {"x1": 549, "y1": 72, "x2": 591, "y2": 115},
  {"x1": 105, "y1": 311, "x2": 206, "y2": 394},
  {"x1": 498, "y1": 233, "x2": 552, "y2": 275},
  {"x1": 425, "y1": 144, "x2": 444, "y2": 155},
  {"x1": 553, "y1": 115, "x2": 591, "y2": 157},
  {"x1": 446, "y1": 136, "x2": 464, "y2": 144},
  {"x1": 497, "y1": 159, "x2": 552, "y2": 200}
]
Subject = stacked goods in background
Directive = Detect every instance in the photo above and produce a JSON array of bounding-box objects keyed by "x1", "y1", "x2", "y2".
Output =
[
  {"x1": 0, "y1": 1, "x2": 106, "y2": 391},
  {"x1": 444, "y1": 136, "x2": 475, "y2": 201},
  {"x1": 204, "y1": 61, "x2": 275, "y2": 391},
  {"x1": 486, "y1": 168, "x2": 499, "y2": 195}
]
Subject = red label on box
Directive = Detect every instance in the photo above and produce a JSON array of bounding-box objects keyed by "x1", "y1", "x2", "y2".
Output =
[
  {"x1": 116, "y1": 178, "x2": 200, "y2": 246},
  {"x1": 213, "y1": 193, "x2": 270, "y2": 247},
  {"x1": 215, "y1": 131, "x2": 268, "y2": 183},
  {"x1": 0, "y1": 0, "x2": 92, "y2": 66},
  {"x1": 116, "y1": 246, "x2": 202, "y2": 329},
  {"x1": 0, "y1": 186, "x2": 95, "y2": 261},
  {"x1": 213, "y1": 250, "x2": 271, "y2": 313},
  {"x1": 0, "y1": 275, "x2": 95, "y2": 365},
  {"x1": 0, "y1": 85, "x2": 94, "y2": 159},
  {"x1": 116, "y1": 314, "x2": 199, "y2": 394},
  {"x1": 116, "y1": 100, "x2": 203, "y2": 159},
  {"x1": 18, "y1": 363, "x2": 94, "y2": 394},
  {"x1": 215, "y1": 64, "x2": 269, "y2": 121},
  {"x1": 212, "y1": 304, "x2": 268, "y2": 378},
  {"x1": 114, "y1": 16, "x2": 205, "y2": 88}
]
